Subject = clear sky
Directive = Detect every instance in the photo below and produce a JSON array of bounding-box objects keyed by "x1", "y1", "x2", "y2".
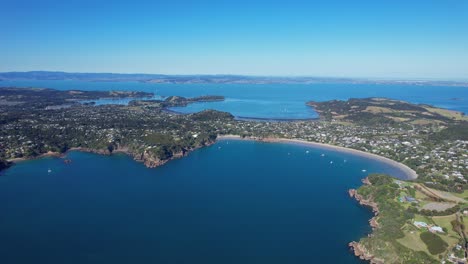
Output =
[{"x1": 1, "y1": 0, "x2": 468, "y2": 79}]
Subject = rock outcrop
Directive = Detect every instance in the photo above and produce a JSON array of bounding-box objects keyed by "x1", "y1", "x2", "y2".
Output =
[
  {"x1": 348, "y1": 241, "x2": 384, "y2": 264},
  {"x1": 348, "y1": 177, "x2": 382, "y2": 263}
]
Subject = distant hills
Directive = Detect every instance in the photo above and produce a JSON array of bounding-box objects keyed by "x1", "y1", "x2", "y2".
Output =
[{"x1": 1, "y1": 71, "x2": 467, "y2": 86}]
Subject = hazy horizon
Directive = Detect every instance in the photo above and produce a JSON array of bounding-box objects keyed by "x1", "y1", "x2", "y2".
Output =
[{"x1": 2, "y1": 70, "x2": 468, "y2": 82}]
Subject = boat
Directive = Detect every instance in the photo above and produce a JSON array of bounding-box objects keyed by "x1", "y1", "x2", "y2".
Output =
[
  {"x1": 362, "y1": 169, "x2": 367, "y2": 172},
  {"x1": 47, "y1": 169, "x2": 52, "y2": 173}
]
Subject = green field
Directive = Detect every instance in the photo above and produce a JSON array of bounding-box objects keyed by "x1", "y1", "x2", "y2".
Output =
[{"x1": 397, "y1": 230, "x2": 432, "y2": 257}]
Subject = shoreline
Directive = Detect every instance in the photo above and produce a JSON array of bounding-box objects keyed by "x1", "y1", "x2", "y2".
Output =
[
  {"x1": 5, "y1": 141, "x2": 216, "y2": 171},
  {"x1": 6, "y1": 135, "x2": 417, "y2": 181},
  {"x1": 217, "y1": 135, "x2": 418, "y2": 180},
  {"x1": 7, "y1": 151, "x2": 65, "y2": 163}
]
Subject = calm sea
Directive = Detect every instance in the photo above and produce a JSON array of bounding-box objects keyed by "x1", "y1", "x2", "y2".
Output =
[
  {"x1": 1, "y1": 80, "x2": 467, "y2": 119},
  {"x1": 0, "y1": 140, "x2": 412, "y2": 264}
]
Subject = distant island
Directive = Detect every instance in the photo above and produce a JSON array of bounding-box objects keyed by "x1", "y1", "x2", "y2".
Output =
[
  {"x1": 0, "y1": 87, "x2": 467, "y2": 263},
  {"x1": 1, "y1": 71, "x2": 468, "y2": 87}
]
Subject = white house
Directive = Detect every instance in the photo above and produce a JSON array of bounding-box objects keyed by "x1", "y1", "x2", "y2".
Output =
[
  {"x1": 429, "y1": 226, "x2": 444, "y2": 233},
  {"x1": 413, "y1": 221, "x2": 428, "y2": 228}
]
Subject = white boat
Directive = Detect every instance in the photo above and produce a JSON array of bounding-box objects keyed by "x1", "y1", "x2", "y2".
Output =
[
  {"x1": 306, "y1": 150, "x2": 309, "y2": 154},
  {"x1": 362, "y1": 169, "x2": 367, "y2": 172},
  {"x1": 321, "y1": 154, "x2": 325, "y2": 157},
  {"x1": 47, "y1": 169, "x2": 52, "y2": 173}
]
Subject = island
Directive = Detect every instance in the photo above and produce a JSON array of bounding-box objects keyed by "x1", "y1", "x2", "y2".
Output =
[{"x1": 0, "y1": 87, "x2": 466, "y2": 263}]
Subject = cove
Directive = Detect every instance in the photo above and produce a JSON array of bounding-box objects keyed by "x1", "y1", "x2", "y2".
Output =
[{"x1": 0, "y1": 140, "x2": 409, "y2": 263}]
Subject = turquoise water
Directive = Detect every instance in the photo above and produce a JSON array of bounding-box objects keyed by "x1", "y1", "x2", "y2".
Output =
[
  {"x1": 1, "y1": 80, "x2": 467, "y2": 119},
  {"x1": 0, "y1": 140, "x2": 411, "y2": 263}
]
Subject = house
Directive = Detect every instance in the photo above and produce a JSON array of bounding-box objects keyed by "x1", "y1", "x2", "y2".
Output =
[
  {"x1": 429, "y1": 226, "x2": 444, "y2": 233},
  {"x1": 405, "y1": 196, "x2": 418, "y2": 203},
  {"x1": 414, "y1": 221, "x2": 428, "y2": 228}
]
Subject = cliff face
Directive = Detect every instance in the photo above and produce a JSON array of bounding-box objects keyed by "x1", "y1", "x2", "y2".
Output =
[
  {"x1": 133, "y1": 149, "x2": 186, "y2": 168},
  {"x1": 348, "y1": 177, "x2": 383, "y2": 263},
  {"x1": 127, "y1": 138, "x2": 217, "y2": 169},
  {"x1": 348, "y1": 242, "x2": 384, "y2": 264},
  {"x1": 348, "y1": 188, "x2": 379, "y2": 230}
]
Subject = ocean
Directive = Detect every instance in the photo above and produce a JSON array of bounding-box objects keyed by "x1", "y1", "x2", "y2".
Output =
[{"x1": 0, "y1": 139, "x2": 412, "y2": 263}]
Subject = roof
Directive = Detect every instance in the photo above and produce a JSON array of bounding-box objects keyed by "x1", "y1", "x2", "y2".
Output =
[
  {"x1": 414, "y1": 221, "x2": 428, "y2": 227},
  {"x1": 429, "y1": 226, "x2": 444, "y2": 233}
]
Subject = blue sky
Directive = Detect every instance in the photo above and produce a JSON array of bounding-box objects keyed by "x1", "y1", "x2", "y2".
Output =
[{"x1": 1, "y1": 0, "x2": 468, "y2": 79}]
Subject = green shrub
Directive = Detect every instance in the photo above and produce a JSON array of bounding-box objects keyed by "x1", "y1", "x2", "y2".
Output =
[
  {"x1": 420, "y1": 231, "x2": 448, "y2": 255},
  {"x1": 367, "y1": 174, "x2": 393, "y2": 186}
]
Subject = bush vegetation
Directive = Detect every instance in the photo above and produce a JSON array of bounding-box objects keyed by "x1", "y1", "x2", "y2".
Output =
[{"x1": 419, "y1": 231, "x2": 448, "y2": 255}]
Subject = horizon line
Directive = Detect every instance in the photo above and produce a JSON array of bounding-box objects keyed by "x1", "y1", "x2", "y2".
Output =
[{"x1": 1, "y1": 70, "x2": 468, "y2": 83}]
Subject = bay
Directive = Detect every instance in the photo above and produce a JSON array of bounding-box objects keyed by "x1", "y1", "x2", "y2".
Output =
[{"x1": 0, "y1": 140, "x2": 411, "y2": 263}]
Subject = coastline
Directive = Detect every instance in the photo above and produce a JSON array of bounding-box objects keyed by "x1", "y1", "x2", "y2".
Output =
[
  {"x1": 347, "y1": 179, "x2": 383, "y2": 264},
  {"x1": 3, "y1": 134, "x2": 418, "y2": 263},
  {"x1": 5, "y1": 134, "x2": 418, "y2": 182},
  {"x1": 7, "y1": 151, "x2": 65, "y2": 163},
  {"x1": 5, "y1": 140, "x2": 217, "y2": 172},
  {"x1": 217, "y1": 134, "x2": 418, "y2": 180}
]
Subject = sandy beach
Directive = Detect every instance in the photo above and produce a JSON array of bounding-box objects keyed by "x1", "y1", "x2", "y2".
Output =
[
  {"x1": 217, "y1": 134, "x2": 418, "y2": 180},
  {"x1": 7, "y1": 151, "x2": 64, "y2": 163}
]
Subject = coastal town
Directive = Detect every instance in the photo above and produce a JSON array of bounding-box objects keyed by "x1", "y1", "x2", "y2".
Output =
[{"x1": 0, "y1": 87, "x2": 467, "y2": 263}]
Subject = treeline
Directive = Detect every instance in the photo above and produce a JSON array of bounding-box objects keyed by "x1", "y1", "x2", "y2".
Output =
[{"x1": 415, "y1": 205, "x2": 461, "y2": 217}]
